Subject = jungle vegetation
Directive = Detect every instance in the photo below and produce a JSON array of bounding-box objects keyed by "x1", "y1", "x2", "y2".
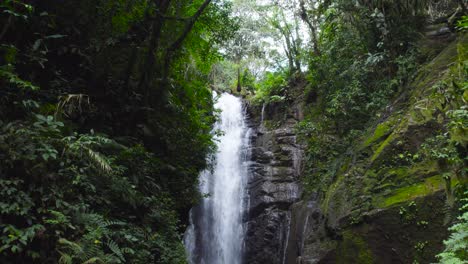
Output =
[{"x1": 0, "y1": 0, "x2": 467, "y2": 263}]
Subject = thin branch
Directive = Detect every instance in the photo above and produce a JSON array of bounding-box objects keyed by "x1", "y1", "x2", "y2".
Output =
[
  {"x1": 167, "y1": 0, "x2": 212, "y2": 54},
  {"x1": 163, "y1": 0, "x2": 212, "y2": 80}
]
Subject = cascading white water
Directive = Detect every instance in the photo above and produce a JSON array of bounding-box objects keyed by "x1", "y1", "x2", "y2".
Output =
[
  {"x1": 260, "y1": 103, "x2": 266, "y2": 123},
  {"x1": 185, "y1": 93, "x2": 250, "y2": 264}
]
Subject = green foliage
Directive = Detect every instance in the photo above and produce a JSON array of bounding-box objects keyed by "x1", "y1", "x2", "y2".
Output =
[
  {"x1": 0, "y1": 0, "x2": 237, "y2": 263},
  {"x1": 0, "y1": 0, "x2": 33, "y2": 20},
  {"x1": 437, "y1": 192, "x2": 468, "y2": 263},
  {"x1": 0, "y1": 113, "x2": 194, "y2": 263},
  {"x1": 0, "y1": 65, "x2": 38, "y2": 90},
  {"x1": 0, "y1": 224, "x2": 43, "y2": 258},
  {"x1": 252, "y1": 71, "x2": 288, "y2": 105},
  {"x1": 241, "y1": 68, "x2": 257, "y2": 93},
  {"x1": 295, "y1": 0, "x2": 444, "y2": 198},
  {"x1": 302, "y1": 0, "x2": 424, "y2": 133},
  {"x1": 296, "y1": 119, "x2": 347, "y2": 193},
  {"x1": 420, "y1": 134, "x2": 462, "y2": 167},
  {"x1": 456, "y1": 16, "x2": 468, "y2": 31}
]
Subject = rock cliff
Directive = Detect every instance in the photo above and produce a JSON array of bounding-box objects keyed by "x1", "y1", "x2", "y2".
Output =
[
  {"x1": 244, "y1": 87, "x2": 306, "y2": 264},
  {"x1": 244, "y1": 30, "x2": 466, "y2": 264}
]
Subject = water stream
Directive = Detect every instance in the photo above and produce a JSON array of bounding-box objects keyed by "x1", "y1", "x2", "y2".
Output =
[{"x1": 185, "y1": 93, "x2": 251, "y2": 264}]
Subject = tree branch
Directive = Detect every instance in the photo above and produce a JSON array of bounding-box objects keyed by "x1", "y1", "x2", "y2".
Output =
[
  {"x1": 299, "y1": 0, "x2": 320, "y2": 56},
  {"x1": 163, "y1": 0, "x2": 212, "y2": 81},
  {"x1": 168, "y1": 0, "x2": 212, "y2": 54}
]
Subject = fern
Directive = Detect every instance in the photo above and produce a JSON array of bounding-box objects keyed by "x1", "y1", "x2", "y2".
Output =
[
  {"x1": 86, "y1": 148, "x2": 113, "y2": 174},
  {"x1": 58, "y1": 252, "x2": 73, "y2": 264},
  {"x1": 82, "y1": 257, "x2": 105, "y2": 264},
  {"x1": 107, "y1": 239, "x2": 125, "y2": 262},
  {"x1": 58, "y1": 237, "x2": 110, "y2": 264},
  {"x1": 58, "y1": 238, "x2": 85, "y2": 263},
  {"x1": 62, "y1": 133, "x2": 115, "y2": 174},
  {"x1": 437, "y1": 193, "x2": 468, "y2": 263},
  {"x1": 58, "y1": 211, "x2": 132, "y2": 263},
  {"x1": 45, "y1": 210, "x2": 70, "y2": 226},
  {"x1": 104, "y1": 220, "x2": 126, "y2": 227}
]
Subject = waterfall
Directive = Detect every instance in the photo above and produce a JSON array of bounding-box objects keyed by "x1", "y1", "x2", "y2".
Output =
[
  {"x1": 260, "y1": 103, "x2": 266, "y2": 123},
  {"x1": 185, "y1": 93, "x2": 250, "y2": 264}
]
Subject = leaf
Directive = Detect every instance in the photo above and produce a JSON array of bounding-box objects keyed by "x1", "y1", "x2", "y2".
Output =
[
  {"x1": 33, "y1": 40, "x2": 42, "y2": 51},
  {"x1": 45, "y1": 34, "x2": 67, "y2": 39},
  {"x1": 3, "y1": 10, "x2": 26, "y2": 19},
  {"x1": 82, "y1": 257, "x2": 104, "y2": 264},
  {"x1": 107, "y1": 240, "x2": 124, "y2": 261},
  {"x1": 86, "y1": 148, "x2": 112, "y2": 174}
]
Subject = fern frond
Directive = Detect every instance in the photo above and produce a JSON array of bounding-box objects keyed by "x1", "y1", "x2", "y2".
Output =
[
  {"x1": 121, "y1": 247, "x2": 135, "y2": 255},
  {"x1": 76, "y1": 212, "x2": 106, "y2": 228},
  {"x1": 86, "y1": 148, "x2": 112, "y2": 174},
  {"x1": 82, "y1": 257, "x2": 105, "y2": 264},
  {"x1": 103, "y1": 220, "x2": 126, "y2": 227},
  {"x1": 81, "y1": 241, "x2": 101, "y2": 262},
  {"x1": 59, "y1": 238, "x2": 85, "y2": 255},
  {"x1": 107, "y1": 239, "x2": 125, "y2": 262},
  {"x1": 58, "y1": 252, "x2": 73, "y2": 264}
]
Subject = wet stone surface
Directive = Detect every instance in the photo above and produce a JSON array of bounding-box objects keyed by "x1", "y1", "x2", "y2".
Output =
[{"x1": 244, "y1": 111, "x2": 304, "y2": 264}]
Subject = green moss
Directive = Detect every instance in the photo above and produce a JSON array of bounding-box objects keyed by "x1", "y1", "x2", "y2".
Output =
[
  {"x1": 409, "y1": 39, "x2": 459, "y2": 101},
  {"x1": 322, "y1": 173, "x2": 343, "y2": 215},
  {"x1": 337, "y1": 230, "x2": 374, "y2": 264},
  {"x1": 408, "y1": 161, "x2": 439, "y2": 177},
  {"x1": 387, "y1": 166, "x2": 409, "y2": 179},
  {"x1": 321, "y1": 157, "x2": 353, "y2": 214},
  {"x1": 370, "y1": 161, "x2": 439, "y2": 195},
  {"x1": 365, "y1": 120, "x2": 395, "y2": 147},
  {"x1": 388, "y1": 161, "x2": 437, "y2": 180},
  {"x1": 370, "y1": 133, "x2": 396, "y2": 162},
  {"x1": 374, "y1": 175, "x2": 460, "y2": 208}
]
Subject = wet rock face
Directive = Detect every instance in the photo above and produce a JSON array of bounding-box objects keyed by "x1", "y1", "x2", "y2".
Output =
[
  {"x1": 244, "y1": 103, "x2": 304, "y2": 264},
  {"x1": 284, "y1": 194, "x2": 334, "y2": 264}
]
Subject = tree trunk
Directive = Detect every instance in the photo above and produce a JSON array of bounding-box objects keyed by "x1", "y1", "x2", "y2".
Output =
[
  {"x1": 0, "y1": 15, "x2": 13, "y2": 42},
  {"x1": 138, "y1": 0, "x2": 171, "y2": 98},
  {"x1": 299, "y1": 0, "x2": 320, "y2": 56}
]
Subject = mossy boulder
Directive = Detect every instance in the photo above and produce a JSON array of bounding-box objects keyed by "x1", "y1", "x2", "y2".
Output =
[{"x1": 319, "y1": 192, "x2": 452, "y2": 263}]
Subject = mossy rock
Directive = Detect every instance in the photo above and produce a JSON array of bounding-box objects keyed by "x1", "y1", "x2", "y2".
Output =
[
  {"x1": 370, "y1": 133, "x2": 397, "y2": 163},
  {"x1": 371, "y1": 160, "x2": 439, "y2": 192},
  {"x1": 318, "y1": 192, "x2": 452, "y2": 264},
  {"x1": 373, "y1": 175, "x2": 459, "y2": 208},
  {"x1": 364, "y1": 116, "x2": 400, "y2": 147},
  {"x1": 335, "y1": 230, "x2": 374, "y2": 264},
  {"x1": 305, "y1": 34, "x2": 468, "y2": 264}
]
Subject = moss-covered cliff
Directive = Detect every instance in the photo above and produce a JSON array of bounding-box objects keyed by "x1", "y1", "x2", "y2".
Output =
[
  {"x1": 288, "y1": 32, "x2": 467, "y2": 263},
  {"x1": 247, "y1": 30, "x2": 467, "y2": 263}
]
